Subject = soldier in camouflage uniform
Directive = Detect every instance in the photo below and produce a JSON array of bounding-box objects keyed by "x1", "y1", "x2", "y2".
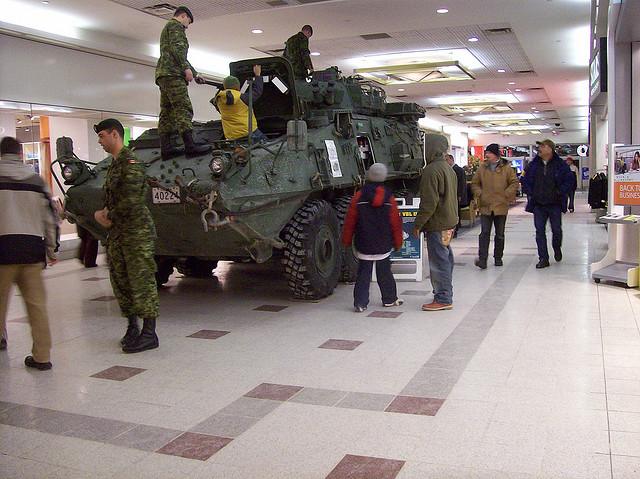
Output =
[
  {"x1": 155, "y1": 6, "x2": 210, "y2": 160},
  {"x1": 93, "y1": 119, "x2": 159, "y2": 354},
  {"x1": 284, "y1": 25, "x2": 314, "y2": 80}
]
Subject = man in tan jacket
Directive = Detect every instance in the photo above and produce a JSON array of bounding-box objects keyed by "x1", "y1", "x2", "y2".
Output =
[{"x1": 471, "y1": 143, "x2": 519, "y2": 269}]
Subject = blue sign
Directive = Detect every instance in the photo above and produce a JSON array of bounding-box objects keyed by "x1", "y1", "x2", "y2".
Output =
[{"x1": 582, "y1": 167, "x2": 590, "y2": 180}]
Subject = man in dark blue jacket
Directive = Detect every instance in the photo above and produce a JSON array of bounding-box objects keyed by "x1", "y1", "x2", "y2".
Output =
[{"x1": 521, "y1": 139, "x2": 574, "y2": 269}]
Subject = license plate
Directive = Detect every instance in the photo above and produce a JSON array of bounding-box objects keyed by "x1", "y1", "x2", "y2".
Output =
[{"x1": 152, "y1": 187, "x2": 180, "y2": 204}]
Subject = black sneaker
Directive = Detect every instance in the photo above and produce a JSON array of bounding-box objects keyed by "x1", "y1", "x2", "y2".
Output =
[
  {"x1": 554, "y1": 249, "x2": 562, "y2": 262},
  {"x1": 24, "y1": 356, "x2": 52, "y2": 370},
  {"x1": 536, "y1": 259, "x2": 550, "y2": 269},
  {"x1": 495, "y1": 258, "x2": 503, "y2": 267},
  {"x1": 0, "y1": 338, "x2": 6, "y2": 350},
  {"x1": 474, "y1": 258, "x2": 487, "y2": 270}
]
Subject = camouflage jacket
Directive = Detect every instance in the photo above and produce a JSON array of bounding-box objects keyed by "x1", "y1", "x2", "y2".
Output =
[
  {"x1": 284, "y1": 31, "x2": 313, "y2": 77},
  {"x1": 155, "y1": 18, "x2": 197, "y2": 83},
  {"x1": 104, "y1": 147, "x2": 155, "y2": 236}
]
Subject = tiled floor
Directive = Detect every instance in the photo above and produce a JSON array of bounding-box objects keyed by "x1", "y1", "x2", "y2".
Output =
[{"x1": 1, "y1": 192, "x2": 639, "y2": 478}]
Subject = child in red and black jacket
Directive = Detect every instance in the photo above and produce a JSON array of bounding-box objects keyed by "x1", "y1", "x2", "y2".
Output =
[{"x1": 342, "y1": 163, "x2": 404, "y2": 312}]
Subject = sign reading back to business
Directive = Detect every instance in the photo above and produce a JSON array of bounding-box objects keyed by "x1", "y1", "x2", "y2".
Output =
[{"x1": 613, "y1": 145, "x2": 640, "y2": 206}]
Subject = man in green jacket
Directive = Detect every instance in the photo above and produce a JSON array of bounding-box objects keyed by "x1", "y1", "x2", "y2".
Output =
[
  {"x1": 471, "y1": 143, "x2": 519, "y2": 269},
  {"x1": 155, "y1": 6, "x2": 210, "y2": 160},
  {"x1": 284, "y1": 25, "x2": 314, "y2": 80},
  {"x1": 413, "y1": 134, "x2": 458, "y2": 311}
]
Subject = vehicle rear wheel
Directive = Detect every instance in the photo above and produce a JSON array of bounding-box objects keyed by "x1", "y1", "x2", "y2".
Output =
[
  {"x1": 175, "y1": 258, "x2": 218, "y2": 278},
  {"x1": 281, "y1": 199, "x2": 341, "y2": 299},
  {"x1": 332, "y1": 195, "x2": 358, "y2": 283}
]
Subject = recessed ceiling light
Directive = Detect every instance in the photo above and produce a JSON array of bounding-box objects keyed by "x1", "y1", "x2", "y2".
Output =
[
  {"x1": 468, "y1": 37, "x2": 479, "y2": 42},
  {"x1": 508, "y1": 81, "x2": 515, "y2": 85},
  {"x1": 497, "y1": 69, "x2": 506, "y2": 73},
  {"x1": 398, "y1": 88, "x2": 405, "y2": 92},
  {"x1": 436, "y1": 8, "x2": 449, "y2": 13},
  {"x1": 310, "y1": 51, "x2": 320, "y2": 56},
  {"x1": 515, "y1": 88, "x2": 522, "y2": 92},
  {"x1": 252, "y1": 29, "x2": 263, "y2": 34},
  {"x1": 42, "y1": 1, "x2": 50, "y2": 4}
]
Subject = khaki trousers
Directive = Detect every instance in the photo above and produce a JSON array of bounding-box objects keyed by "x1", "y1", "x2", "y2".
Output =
[{"x1": 0, "y1": 263, "x2": 51, "y2": 362}]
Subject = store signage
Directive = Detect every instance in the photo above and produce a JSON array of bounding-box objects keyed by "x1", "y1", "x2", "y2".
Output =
[
  {"x1": 613, "y1": 145, "x2": 640, "y2": 206},
  {"x1": 590, "y1": 37, "x2": 607, "y2": 103}
]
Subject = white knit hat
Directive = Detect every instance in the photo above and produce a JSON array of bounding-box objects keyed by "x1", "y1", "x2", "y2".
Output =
[{"x1": 366, "y1": 163, "x2": 388, "y2": 182}]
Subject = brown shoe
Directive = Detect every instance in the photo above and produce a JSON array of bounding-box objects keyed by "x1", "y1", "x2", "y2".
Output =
[{"x1": 421, "y1": 301, "x2": 453, "y2": 311}]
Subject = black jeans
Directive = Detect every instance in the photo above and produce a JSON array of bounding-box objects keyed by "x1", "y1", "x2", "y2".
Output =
[
  {"x1": 353, "y1": 257, "x2": 397, "y2": 308},
  {"x1": 532, "y1": 203, "x2": 562, "y2": 261},
  {"x1": 478, "y1": 213, "x2": 507, "y2": 261}
]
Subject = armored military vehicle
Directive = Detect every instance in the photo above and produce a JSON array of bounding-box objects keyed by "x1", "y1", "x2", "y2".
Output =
[{"x1": 56, "y1": 57, "x2": 425, "y2": 299}]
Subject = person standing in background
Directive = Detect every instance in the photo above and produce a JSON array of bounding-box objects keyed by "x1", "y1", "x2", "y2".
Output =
[
  {"x1": 0, "y1": 136, "x2": 59, "y2": 369},
  {"x1": 566, "y1": 157, "x2": 579, "y2": 212},
  {"x1": 445, "y1": 153, "x2": 467, "y2": 238}
]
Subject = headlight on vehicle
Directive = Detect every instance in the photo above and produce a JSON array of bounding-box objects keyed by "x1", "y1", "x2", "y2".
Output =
[
  {"x1": 209, "y1": 151, "x2": 230, "y2": 177},
  {"x1": 210, "y1": 156, "x2": 225, "y2": 174},
  {"x1": 61, "y1": 162, "x2": 84, "y2": 184}
]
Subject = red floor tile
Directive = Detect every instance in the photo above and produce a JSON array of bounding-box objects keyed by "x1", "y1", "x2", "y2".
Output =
[
  {"x1": 187, "y1": 330, "x2": 230, "y2": 340},
  {"x1": 243, "y1": 383, "x2": 303, "y2": 401},
  {"x1": 156, "y1": 432, "x2": 232, "y2": 461},
  {"x1": 384, "y1": 395, "x2": 445, "y2": 416},
  {"x1": 366, "y1": 311, "x2": 402, "y2": 319},
  {"x1": 90, "y1": 366, "x2": 146, "y2": 381},
  {"x1": 318, "y1": 339, "x2": 363, "y2": 351},
  {"x1": 254, "y1": 304, "x2": 288, "y2": 312},
  {"x1": 90, "y1": 295, "x2": 117, "y2": 302},
  {"x1": 325, "y1": 454, "x2": 405, "y2": 479}
]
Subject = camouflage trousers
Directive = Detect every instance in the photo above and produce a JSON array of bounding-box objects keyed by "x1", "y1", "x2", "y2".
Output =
[
  {"x1": 107, "y1": 232, "x2": 158, "y2": 320},
  {"x1": 157, "y1": 76, "x2": 194, "y2": 136}
]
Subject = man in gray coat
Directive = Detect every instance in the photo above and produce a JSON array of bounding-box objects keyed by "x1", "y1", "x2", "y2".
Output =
[{"x1": 413, "y1": 134, "x2": 458, "y2": 311}]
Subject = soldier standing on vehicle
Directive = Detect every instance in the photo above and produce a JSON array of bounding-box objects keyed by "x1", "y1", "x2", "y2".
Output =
[
  {"x1": 155, "y1": 6, "x2": 211, "y2": 160},
  {"x1": 283, "y1": 25, "x2": 314, "y2": 80},
  {"x1": 93, "y1": 119, "x2": 160, "y2": 354}
]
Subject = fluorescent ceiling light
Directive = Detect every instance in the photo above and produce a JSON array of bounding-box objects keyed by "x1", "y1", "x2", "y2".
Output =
[
  {"x1": 432, "y1": 92, "x2": 519, "y2": 106},
  {"x1": 356, "y1": 61, "x2": 475, "y2": 85},
  {"x1": 470, "y1": 113, "x2": 536, "y2": 122},
  {"x1": 311, "y1": 51, "x2": 320, "y2": 56},
  {"x1": 347, "y1": 48, "x2": 484, "y2": 71},
  {"x1": 493, "y1": 124, "x2": 552, "y2": 131},
  {"x1": 0, "y1": 0, "x2": 92, "y2": 39},
  {"x1": 252, "y1": 29, "x2": 263, "y2": 34},
  {"x1": 497, "y1": 69, "x2": 506, "y2": 73},
  {"x1": 436, "y1": 8, "x2": 449, "y2": 13},
  {"x1": 440, "y1": 102, "x2": 512, "y2": 114},
  {"x1": 468, "y1": 37, "x2": 479, "y2": 42}
]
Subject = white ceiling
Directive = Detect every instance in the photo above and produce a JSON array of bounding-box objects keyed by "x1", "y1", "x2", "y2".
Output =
[{"x1": 1, "y1": 0, "x2": 592, "y2": 142}]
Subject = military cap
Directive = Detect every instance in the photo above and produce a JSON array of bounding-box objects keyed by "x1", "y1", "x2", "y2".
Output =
[
  {"x1": 536, "y1": 139, "x2": 555, "y2": 150},
  {"x1": 93, "y1": 118, "x2": 124, "y2": 136},
  {"x1": 176, "y1": 6, "x2": 194, "y2": 23},
  {"x1": 223, "y1": 75, "x2": 240, "y2": 89}
]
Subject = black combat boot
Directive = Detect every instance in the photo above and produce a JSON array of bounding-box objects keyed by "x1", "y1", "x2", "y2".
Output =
[
  {"x1": 122, "y1": 318, "x2": 158, "y2": 353},
  {"x1": 120, "y1": 317, "x2": 139, "y2": 347},
  {"x1": 182, "y1": 130, "x2": 211, "y2": 157},
  {"x1": 160, "y1": 134, "x2": 183, "y2": 160}
]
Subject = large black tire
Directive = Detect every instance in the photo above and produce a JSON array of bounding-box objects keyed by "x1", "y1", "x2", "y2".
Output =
[
  {"x1": 154, "y1": 256, "x2": 176, "y2": 286},
  {"x1": 175, "y1": 258, "x2": 218, "y2": 278},
  {"x1": 332, "y1": 195, "x2": 359, "y2": 283},
  {"x1": 281, "y1": 200, "x2": 342, "y2": 299}
]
